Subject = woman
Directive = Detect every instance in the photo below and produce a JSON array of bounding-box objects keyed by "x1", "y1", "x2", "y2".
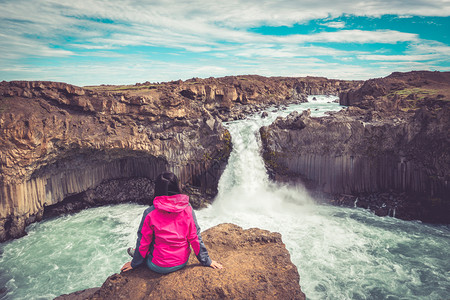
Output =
[{"x1": 121, "y1": 172, "x2": 222, "y2": 274}]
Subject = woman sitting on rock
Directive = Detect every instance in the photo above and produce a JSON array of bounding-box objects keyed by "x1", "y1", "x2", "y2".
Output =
[{"x1": 121, "y1": 172, "x2": 222, "y2": 274}]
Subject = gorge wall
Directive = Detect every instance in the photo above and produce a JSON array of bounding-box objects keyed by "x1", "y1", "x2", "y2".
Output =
[
  {"x1": 261, "y1": 71, "x2": 450, "y2": 223},
  {"x1": 0, "y1": 76, "x2": 358, "y2": 241},
  {"x1": 0, "y1": 81, "x2": 230, "y2": 241}
]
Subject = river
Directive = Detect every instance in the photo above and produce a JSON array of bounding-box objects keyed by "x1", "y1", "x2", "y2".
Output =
[{"x1": 1, "y1": 96, "x2": 449, "y2": 299}]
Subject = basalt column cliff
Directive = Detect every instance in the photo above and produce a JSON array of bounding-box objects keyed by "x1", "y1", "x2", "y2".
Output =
[
  {"x1": 0, "y1": 81, "x2": 233, "y2": 241},
  {"x1": 261, "y1": 71, "x2": 450, "y2": 223},
  {"x1": 0, "y1": 76, "x2": 357, "y2": 241}
]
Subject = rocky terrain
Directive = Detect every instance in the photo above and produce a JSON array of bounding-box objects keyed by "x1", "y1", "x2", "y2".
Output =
[
  {"x1": 88, "y1": 75, "x2": 358, "y2": 120},
  {"x1": 340, "y1": 71, "x2": 450, "y2": 107},
  {"x1": 56, "y1": 223, "x2": 305, "y2": 300},
  {"x1": 261, "y1": 71, "x2": 450, "y2": 223},
  {"x1": 0, "y1": 75, "x2": 357, "y2": 242}
]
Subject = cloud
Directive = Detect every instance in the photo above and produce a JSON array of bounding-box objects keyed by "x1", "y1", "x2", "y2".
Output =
[
  {"x1": 276, "y1": 30, "x2": 418, "y2": 44},
  {"x1": 233, "y1": 44, "x2": 365, "y2": 60},
  {"x1": 0, "y1": 0, "x2": 449, "y2": 85},
  {"x1": 0, "y1": 33, "x2": 74, "y2": 59},
  {"x1": 321, "y1": 21, "x2": 346, "y2": 28},
  {"x1": 409, "y1": 42, "x2": 450, "y2": 56},
  {"x1": 0, "y1": 0, "x2": 439, "y2": 54},
  {"x1": 358, "y1": 54, "x2": 439, "y2": 61},
  {"x1": 356, "y1": 39, "x2": 450, "y2": 72}
]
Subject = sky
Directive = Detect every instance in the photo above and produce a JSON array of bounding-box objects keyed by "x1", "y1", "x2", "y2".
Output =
[{"x1": 0, "y1": 0, "x2": 449, "y2": 86}]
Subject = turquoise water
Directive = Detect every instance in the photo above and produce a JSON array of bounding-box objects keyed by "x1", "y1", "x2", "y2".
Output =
[
  {"x1": 0, "y1": 206, "x2": 144, "y2": 299},
  {"x1": 1, "y1": 96, "x2": 449, "y2": 299}
]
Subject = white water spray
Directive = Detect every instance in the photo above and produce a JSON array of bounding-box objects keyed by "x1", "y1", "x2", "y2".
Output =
[
  {"x1": 211, "y1": 96, "x2": 338, "y2": 213},
  {"x1": 212, "y1": 114, "x2": 313, "y2": 217}
]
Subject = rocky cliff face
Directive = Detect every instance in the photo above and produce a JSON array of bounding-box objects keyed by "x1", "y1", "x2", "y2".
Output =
[
  {"x1": 261, "y1": 71, "x2": 450, "y2": 223},
  {"x1": 95, "y1": 75, "x2": 359, "y2": 121},
  {"x1": 56, "y1": 223, "x2": 305, "y2": 300},
  {"x1": 0, "y1": 81, "x2": 231, "y2": 241},
  {"x1": 0, "y1": 76, "x2": 357, "y2": 242}
]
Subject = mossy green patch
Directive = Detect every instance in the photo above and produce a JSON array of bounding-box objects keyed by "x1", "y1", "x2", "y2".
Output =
[
  {"x1": 222, "y1": 130, "x2": 231, "y2": 143},
  {"x1": 391, "y1": 87, "x2": 440, "y2": 100},
  {"x1": 393, "y1": 87, "x2": 434, "y2": 95},
  {"x1": 391, "y1": 87, "x2": 448, "y2": 112},
  {"x1": 262, "y1": 150, "x2": 288, "y2": 174},
  {"x1": 218, "y1": 129, "x2": 232, "y2": 161},
  {"x1": 400, "y1": 99, "x2": 421, "y2": 112},
  {"x1": 202, "y1": 151, "x2": 212, "y2": 162}
]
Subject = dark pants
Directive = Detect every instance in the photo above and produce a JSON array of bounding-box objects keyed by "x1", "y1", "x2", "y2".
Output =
[{"x1": 146, "y1": 255, "x2": 188, "y2": 274}]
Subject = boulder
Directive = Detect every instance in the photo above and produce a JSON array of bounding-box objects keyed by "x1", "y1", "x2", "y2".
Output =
[{"x1": 57, "y1": 223, "x2": 305, "y2": 300}]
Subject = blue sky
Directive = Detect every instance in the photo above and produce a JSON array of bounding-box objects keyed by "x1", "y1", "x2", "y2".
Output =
[{"x1": 1, "y1": 0, "x2": 449, "y2": 86}]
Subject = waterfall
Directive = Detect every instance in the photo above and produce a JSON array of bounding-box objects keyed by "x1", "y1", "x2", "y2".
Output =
[
  {"x1": 212, "y1": 112, "x2": 313, "y2": 215},
  {"x1": 206, "y1": 96, "x2": 340, "y2": 217}
]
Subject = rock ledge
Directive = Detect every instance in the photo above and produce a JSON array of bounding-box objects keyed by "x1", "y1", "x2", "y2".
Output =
[{"x1": 57, "y1": 223, "x2": 305, "y2": 300}]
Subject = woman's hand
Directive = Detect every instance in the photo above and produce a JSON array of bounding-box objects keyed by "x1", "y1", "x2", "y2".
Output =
[
  {"x1": 209, "y1": 260, "x2": 223, "y2": 269},
  {"x1": 121, "y1": 261, "x2": 133, "y2": 272}
]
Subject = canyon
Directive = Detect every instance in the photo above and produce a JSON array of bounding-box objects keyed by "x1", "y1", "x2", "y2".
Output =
[
  {"x1": 0, "y1": 75, "x2": 357, "y2": 242},
  {"x1": 1, "y1": 71, "x2": 449, "y2": 299},
  {"x1": 261, "y1": 71, "x2": 450, "y2": 222},
  {"x1": 1, "y1": 71, "x2": 448, "y2": 242}
]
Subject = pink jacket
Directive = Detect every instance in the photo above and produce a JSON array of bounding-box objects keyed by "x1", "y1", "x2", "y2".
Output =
[{"x1": 137, "y1": 194, "x2": 206, "y2": 268}]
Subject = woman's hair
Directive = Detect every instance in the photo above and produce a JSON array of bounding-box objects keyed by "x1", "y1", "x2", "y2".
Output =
[{"x1": 154, "y1": 172, "x2": 181, "y2": 197}]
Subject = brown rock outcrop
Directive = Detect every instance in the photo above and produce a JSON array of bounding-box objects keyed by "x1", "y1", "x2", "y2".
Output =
[
  {"x1": 175, "y1": 75, "x2": 359, "y2": 114},
  {"x1": 173, "y1": 75, "x2": 359, "y2": 122},
  {"x1": 261, "y1": 71, "x2": 450, "y2": 223},
  {"x1": 339, "y1": 70, "x2": 450, "y2": 107},
  {"x1": 57, "y1": 223, "x2": 305, "y2": 300}
]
